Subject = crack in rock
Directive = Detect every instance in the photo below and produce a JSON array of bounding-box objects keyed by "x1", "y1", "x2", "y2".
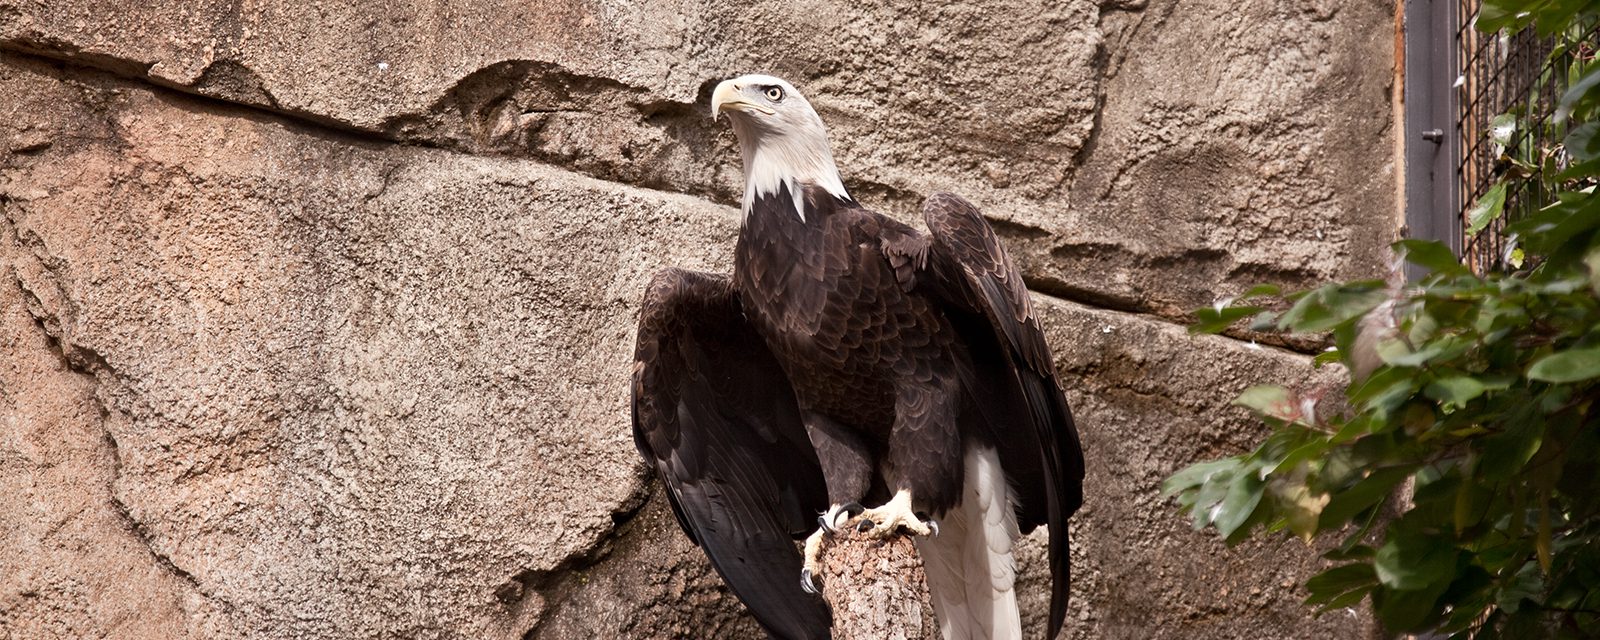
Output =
[
  {"x1": 510, "y1": 483, "x2": 655, "y2": 640},
  {"x1": 382, "y1": 59, "x2": 739, "y2": 206},
  {"x1": 192, "y1": 58, "x2": 280, "y2": 109},
  {"x1": 3, "y1": 257, "x2": 219, "y2": 606}
]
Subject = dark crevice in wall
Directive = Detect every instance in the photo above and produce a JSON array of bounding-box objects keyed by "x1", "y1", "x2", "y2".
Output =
[
  {"x1": 508, "y1": 479, "x2": 656, "y2": 640},
  {"x1": 103, "y1": 431, "x2": 210, "y2": 593},
  {"x1": 0, "y1": 43, "x2": 387, "y2": 142},
  {"x1": 1025, "y1": 275, "x2": 1151, "y2": 317},
  {"x1": 1026, "y1": 274, "x2": 1328, "y2": 357}
]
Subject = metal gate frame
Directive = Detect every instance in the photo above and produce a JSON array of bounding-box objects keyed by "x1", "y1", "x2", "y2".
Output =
[
  {"x1": 1403, "y1": 0, "x2": 1462, "y2": 281},
  {"x1": 1403, "y1": 2, "x2": 1588, "y2": 277}
]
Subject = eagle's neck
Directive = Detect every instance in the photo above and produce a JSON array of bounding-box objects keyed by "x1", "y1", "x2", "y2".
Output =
[{"x1": 733, "y1": 122, "x2": 849, "y2": 222}]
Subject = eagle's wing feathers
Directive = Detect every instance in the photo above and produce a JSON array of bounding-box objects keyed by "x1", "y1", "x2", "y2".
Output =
[
  {"x1": 893, "y1": 193, "x2": 1086, "y2": 640},
  {"x1": 632, "y1": 268, "x2": 832, "y2": 640}
]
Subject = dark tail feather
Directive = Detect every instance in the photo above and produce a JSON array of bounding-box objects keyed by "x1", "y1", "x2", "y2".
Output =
[{"x1": 1020, "y1": 371, "x2": 1082, "y2": 640}]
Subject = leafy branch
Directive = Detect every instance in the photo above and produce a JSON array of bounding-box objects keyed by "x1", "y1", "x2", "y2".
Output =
[{"x1": 1167, "y1": 5, "x2": 1600, "y2": 638}]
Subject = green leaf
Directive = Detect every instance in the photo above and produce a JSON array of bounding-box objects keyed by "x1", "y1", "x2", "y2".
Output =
[
  {"x1": 1425, "y1": 376, "x2": 1487, "y2": 405},
  {"x1": 1214, "y1": 467, "x2": 1267, "y2": 539},
  {"x1": 1452, "y1": 479, "x2": 1483, "y2": 534},
  {"x1": 1162, "y1": 458, "x2": 1237, "y2": 497},
  {"x1": 1401, "y1": 402, "x2": 1436, "y2": 437},
  {"x1": 1272, "y1": 440, "x2": 1328, "y2": 475},
  {"x1": 1566, "y1": 121, "x2": 1600, "y2": 163},
  {"x1": 1375, "y1": 337, "x2": 1450, "y2": 367},
  {"x1": 1529, "y1": 0, "x2": 1592, "y2": 36},
  {"x1": 1373, "y1": 577, "x2": 1451, "y2": 632},
  {"x1": 1528, "y1": 347, "x2": 1600, "y2": 383},
  {"x1": 1320, "y1": 465, "x2": 1415, "y2": 528},
  {"x1": 1505, "y1": 195, "x2": 1600, "y2": 256},
  {"x1": 1317, "y1": 586, "x2": 1375, "y2": 613},
  {"x1": 1476, "y1": 0, "x2": 1532, "y2": 32},
  {"x1": 1276, "y1": 281, "x2": 1389, "y2": 333},
  {"x1": 1497, "y1": 561, "x2": 1546, "y2": 614},
  {"x1": 1305, "y1": 563, "x2": 1378, "y2": 606},
  {"x1": 1329, "y1": 413, "x2": 1378, "y2": 444},
  {"x1": 1333, "y1": 505, "x2": 1385, "y2": 557},
  {"x1": 1236, "y1": 283, "x2": 1283, "y2": 299},
  {"x1": 1191, "y1": 304, "x2": 1262, "y2": 334},
  {"x1": 1467, "y1": 182, "x2": 1508, "y2": 236},
  {"x1": 1349, "y1": 366, "x2": 1421, "y2": 418},
  {"x1": 1234, "y1": 385, "x2": 1296, "y2": 421},
  {"x1": 1312, "y1": 348, "x2": 1342, "y2": 367},
  {"x1": 1184, "y1": 469, "x2": 1234, "y2": 528},
  {"x1": 1478, "y1": 415, "x2": 1544, "y2": 480},
  {"x1": 1375, "y1": 530, "x2": 1459, "y2": 591},
  {"x1": 1554, "y1": 156, "x2": 1600, "y2": 182},
  {"x1": 1396, "y1": 239, "x2": 1466, "y2": 276},
  {"x1": 1555, "y1": 64, "x2": 1600, "y2": 124},
  {"x1": 1407, "y1": 312, "x2": 1440, "y2": 345}
]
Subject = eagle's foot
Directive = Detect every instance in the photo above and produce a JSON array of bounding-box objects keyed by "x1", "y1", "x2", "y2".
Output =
[
  {"x1": 802, "y1": 502, "x2": 863, "y2": 594},
  {"x1": 801, "y1": 526, "x2": 826, "y2": 594},
  {"x1": 853, "y1": 490, "x2": 937, "y2": 538}
]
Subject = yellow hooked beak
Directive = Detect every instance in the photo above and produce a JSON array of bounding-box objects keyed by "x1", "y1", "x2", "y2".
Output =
[{"x1": 711, "y1": 79, "x2": 776, "y2": 119}]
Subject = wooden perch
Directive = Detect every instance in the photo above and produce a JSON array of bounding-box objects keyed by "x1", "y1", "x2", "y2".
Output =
[{"x1": 816, "y1": 528, "x2": 938, "y2": 640}]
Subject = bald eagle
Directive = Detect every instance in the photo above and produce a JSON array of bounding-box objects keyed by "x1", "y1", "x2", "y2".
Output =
[{"x1": 632, "y1": 74, "x2": 1085, "y2": 640}]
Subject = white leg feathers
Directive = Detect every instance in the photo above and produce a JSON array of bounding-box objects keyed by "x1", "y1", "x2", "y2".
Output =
[
  {"x1": 916, "y1": 446, "x2": 1023, "y2": 640},
  {"x1": 802, "y1": 527, "x2": 826, "y2": 594}
]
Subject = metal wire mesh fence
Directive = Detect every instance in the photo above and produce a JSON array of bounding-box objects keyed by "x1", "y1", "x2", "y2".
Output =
[{"x1": 1452, "y1": 7, "x2": 1597, "y2": 273}]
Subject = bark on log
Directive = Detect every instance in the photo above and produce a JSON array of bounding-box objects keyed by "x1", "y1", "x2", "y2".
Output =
[{"x1": 817, "y1": 529, "x2": 938, "y2": 640}]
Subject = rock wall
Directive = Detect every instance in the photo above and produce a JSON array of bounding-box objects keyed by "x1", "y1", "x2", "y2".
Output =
[{"x1": 0, "y1": 0, "x2": 1395, "y2": 638}]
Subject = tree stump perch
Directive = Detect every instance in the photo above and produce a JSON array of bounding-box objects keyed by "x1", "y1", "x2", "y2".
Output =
[{"x1": 817, "y1": 528, "x2": 938, "y2": 640}]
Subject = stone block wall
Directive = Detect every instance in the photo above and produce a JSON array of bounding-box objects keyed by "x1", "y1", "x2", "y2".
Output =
[{"x1": 0, "y1": 1, "x2": 1395, "y2": 637}]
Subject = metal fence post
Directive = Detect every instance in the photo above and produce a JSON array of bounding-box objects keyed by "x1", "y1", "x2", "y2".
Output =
[{"x1": 1403, "y1": 0, "x2": 1461, "y2": 282}]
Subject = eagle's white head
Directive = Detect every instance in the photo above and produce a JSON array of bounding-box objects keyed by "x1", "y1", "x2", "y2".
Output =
[{"x1": 711, "y1": 74, "x2": 849, "y2": 221}]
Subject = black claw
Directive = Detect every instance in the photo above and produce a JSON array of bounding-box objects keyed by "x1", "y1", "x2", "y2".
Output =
[
  {"x1": 822, "y1": 503, "x2": 866, "y2": 533},
  {"x1": 915, "y1": 511, "x2": 940, "y2": 537},
  {"x1": 856, "y1": 518, "x2": 876, "y2": 533},
  {"x1": 800, "y1": 569, "x2": 819, "y2": 595},
  {"x1": 927, "y1": 519, "x2": 940, "y2": 537}
]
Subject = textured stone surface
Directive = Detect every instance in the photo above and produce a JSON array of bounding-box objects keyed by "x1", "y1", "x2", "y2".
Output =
[
  {"x1": 1034, "y1": 0, "x2": 1397, "y2": 318},
  {"x1": 0, "y1": 0, "x2": 1101, "y2": 212},
  {"x1": 0, "y1": 246, "x2": 234, "y2": 639},
  {"x1": 1, "y1": 0, "x2": 1395, "y2": 636},
  {"x1": 0, "y1": 0, "x2": 1394, "y2": 322},
  {"x1": 1023, "y1": 296, "x2": 1359, "y2": 638},
  {"x1": 0, "y1": 57, "x2": 738, "y2": 638}
]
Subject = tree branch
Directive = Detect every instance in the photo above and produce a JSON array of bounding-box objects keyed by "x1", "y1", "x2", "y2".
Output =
[{"x1": 817, "y1": 529, "x2": 938, "y2": 640}]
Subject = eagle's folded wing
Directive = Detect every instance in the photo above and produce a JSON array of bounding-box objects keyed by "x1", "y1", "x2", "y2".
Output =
[
  {"x1": 631, "y1": 268, "x2": 833, "y2": 640},
  {"x1": 903, "y1": 193, "x2": 1086, "y2": 640}
]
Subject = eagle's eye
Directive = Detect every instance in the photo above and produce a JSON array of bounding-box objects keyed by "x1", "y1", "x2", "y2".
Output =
[{"x1": 764, "y1": 86, "x2": 785, "y2": 102}]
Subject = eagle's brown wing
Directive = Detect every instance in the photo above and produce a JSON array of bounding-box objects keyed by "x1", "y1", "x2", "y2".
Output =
[
  {"x1": 885, "y1": 193, "x2": 1085, "y2": 640},
  {"x1": 631, "y1": 268, "x2": 832, "y2": 640}
]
